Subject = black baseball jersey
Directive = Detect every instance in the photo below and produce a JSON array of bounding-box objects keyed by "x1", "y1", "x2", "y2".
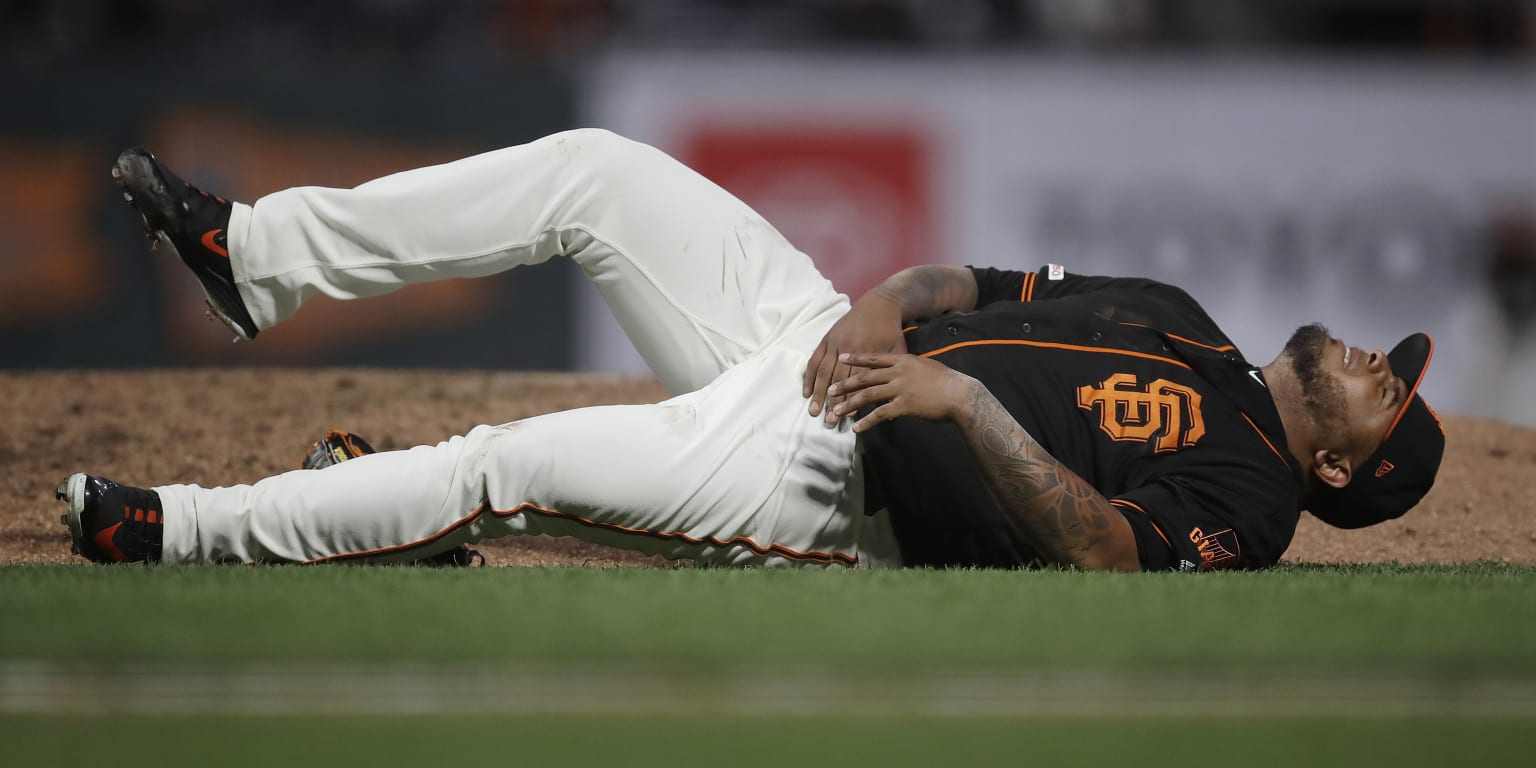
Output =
[{"x1": 859, "y1": 264, "x2": 1305, "y2": 571}]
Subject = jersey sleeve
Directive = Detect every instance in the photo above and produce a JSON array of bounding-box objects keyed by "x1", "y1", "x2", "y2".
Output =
[
  {"x1": 968, "y1": 266, "x2": 1031, "y2": 306},
  {"x1": 1109, "y1": 474, "x2": 1295, "y2": 572},
  {"x1": 968, "y1": 264, "x2": 1140, "y2": 307}
]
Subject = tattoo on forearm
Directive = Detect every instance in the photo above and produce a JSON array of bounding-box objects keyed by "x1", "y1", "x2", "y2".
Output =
[
  {"x1": 872, "y1": 267, "x2": 976, "y2": 321},
  {"x1": 962, "y1": 384, "x2": 1120, "y2": 567}
]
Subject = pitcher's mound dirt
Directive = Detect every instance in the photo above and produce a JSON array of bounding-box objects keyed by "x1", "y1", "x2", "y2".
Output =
[{"x1": 3, "y1": 370, "x2": 1530, "y2": 566}]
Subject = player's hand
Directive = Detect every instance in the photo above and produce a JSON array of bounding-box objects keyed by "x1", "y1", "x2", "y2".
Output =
[
  {"x1": 803, "y1": 294, "x2": 908, "y2": 423},
  {"x1": 827, "y1": 352, "x2": 978, "y2": 433}
]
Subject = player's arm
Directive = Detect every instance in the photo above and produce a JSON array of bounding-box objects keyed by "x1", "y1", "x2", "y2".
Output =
[
  {"x1": 829, "y1": 352, "x2": 1141, "y2": 571},
  {"x1": 804, "y1": 266, "x2": 978, "y2": 421}
]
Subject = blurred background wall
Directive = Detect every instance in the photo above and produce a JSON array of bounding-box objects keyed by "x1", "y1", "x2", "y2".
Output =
[{"x1": 3, "y1": 0, "x2": 1534, "y2": 422}]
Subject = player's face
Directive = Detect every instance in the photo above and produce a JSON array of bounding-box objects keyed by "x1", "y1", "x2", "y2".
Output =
[
  {"x1": 1316, "y1": 335, "x2": 1408, "y2": 461},
  {"x1": 1282, "y1": 324, "x2": 1406, "y2": 462}
]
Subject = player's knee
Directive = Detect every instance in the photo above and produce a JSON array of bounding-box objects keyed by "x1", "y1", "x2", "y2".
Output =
[
  {"x1": 548, "y1": 128, "x2": 647, "y2": 169},
  {"x1": 549, "y1": 127, "x2": 628, "y2": 153}
]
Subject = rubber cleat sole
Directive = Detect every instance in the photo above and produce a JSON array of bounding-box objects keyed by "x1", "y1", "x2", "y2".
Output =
[{"x1": 57, "y1": 473, "x2": 86, "y2": 554}]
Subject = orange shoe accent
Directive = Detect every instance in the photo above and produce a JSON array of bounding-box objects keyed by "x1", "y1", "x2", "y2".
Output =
[
  {"x1": 147, "y1": 510, "x2": 158, "y2": 524},
  {"x1": 133, "y1": 507, "x2": 145, "y2": 522},
  {"x1": 200, "y1": 229, "x2": 229, "y2": 258},
  {"x1": 93, "y1": 522, "x2": 128, "y2": 562}
]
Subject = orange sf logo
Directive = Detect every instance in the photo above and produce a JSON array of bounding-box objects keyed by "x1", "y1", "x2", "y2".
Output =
[{"x1": 1076, "y1": 373, "x2": 1206, "y2": 453}]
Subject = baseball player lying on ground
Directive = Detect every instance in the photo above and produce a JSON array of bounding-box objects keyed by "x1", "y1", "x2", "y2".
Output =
[{"x1": 59, "y1": 129, "x2": 1444, "y2": 571}]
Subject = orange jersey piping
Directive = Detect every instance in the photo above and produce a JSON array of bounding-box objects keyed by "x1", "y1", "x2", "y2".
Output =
[
  {"x1": 1117, "y1": 322, "x2": 1236, "y2": 353},
  {"x1": 1241, "y1": 413, "x2": 1291, "y2": 470},
  {"x1": 919, "y1": 339, "x2": 1192, "y2": 370},
  {"x1": 1110, "y1": 498, "x2": 1171, "y2": 549}
]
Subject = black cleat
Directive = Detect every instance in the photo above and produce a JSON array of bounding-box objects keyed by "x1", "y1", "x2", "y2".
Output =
[
  {"x1": 56, "y1": 473, "x2": 165, "y2": 564},
  {"x1": 112, "y1": 148, "x2": 260, "y2": 341}
]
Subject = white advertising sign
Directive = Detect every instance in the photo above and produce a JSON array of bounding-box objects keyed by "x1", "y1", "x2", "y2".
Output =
[{"x1": 582, "y1": 52, "x2": 1536, "y2": 422}]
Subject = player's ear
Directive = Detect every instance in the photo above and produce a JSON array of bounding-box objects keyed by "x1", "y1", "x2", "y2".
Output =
[{"x1": 1311, "y1": 449, "x2": 1353, "y2": 490}]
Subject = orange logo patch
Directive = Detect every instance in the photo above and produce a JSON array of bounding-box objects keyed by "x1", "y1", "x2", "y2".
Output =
[
  {"x1": 1375, "y1": 460, "x2": 1395, "y2": 478},
  {"x1": 1077, "y1": 373, "x2": 1206, "y2": 453},
  {"x1": 1189, "y1": 526, "x2": 1240, "y2": 569}
]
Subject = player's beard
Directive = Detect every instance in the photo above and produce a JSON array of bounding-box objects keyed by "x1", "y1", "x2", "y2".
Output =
[{"x1": 1282, "y1": 323, "x2": 1348, "y2": 433}]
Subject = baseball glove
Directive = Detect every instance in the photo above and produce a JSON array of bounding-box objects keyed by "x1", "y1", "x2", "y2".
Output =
[
  {"x1": 299, "y1": 429, "x2": 484, "y2": 567},
  {"x1": 299, "y1": 429, "x2": 378, "y2": 470}
]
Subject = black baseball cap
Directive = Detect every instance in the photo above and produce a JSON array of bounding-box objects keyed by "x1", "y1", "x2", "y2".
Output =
[{"x1": 1307, "y1": 333, "x2": 1445, "y2": 529}]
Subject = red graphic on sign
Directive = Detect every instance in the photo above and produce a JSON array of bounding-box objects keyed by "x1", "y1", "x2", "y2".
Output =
[{"x1": 682, "y1": 125, "x2": 933, "y2": 300}]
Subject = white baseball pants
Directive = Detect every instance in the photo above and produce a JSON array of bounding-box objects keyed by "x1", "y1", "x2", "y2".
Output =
[{"x1": 153, "y1": 129, "x2": 901, "y2": 567}]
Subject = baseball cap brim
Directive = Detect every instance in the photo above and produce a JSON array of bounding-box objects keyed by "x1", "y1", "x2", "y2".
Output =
[{"x1": 1307, "y1": 333, "x2": 1445, "y2": 529}]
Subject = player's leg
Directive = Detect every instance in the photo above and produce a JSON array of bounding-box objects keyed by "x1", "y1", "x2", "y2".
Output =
[
  {"x1": 145, "y1": 345, "x2": 898, "y2": 567},
  {"x1": 214, "y1": 129, "x2": 844, "y2": 394}
]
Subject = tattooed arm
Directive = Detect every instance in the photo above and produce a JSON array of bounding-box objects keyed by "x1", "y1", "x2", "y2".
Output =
[
  {"x1": 861, "y1": 265, "x2": 980, "y2": 320},
  {"x1": 951, "y1": 380, "x2": 1140, "y2": 570},
  {"x1": 830, "y1": 351, "x2": 1141, "y2": 571},
  {"x1": 805, "y1": 266, "x2": 979, "y2": 422}
]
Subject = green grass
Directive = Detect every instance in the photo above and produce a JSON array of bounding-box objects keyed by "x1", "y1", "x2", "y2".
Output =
[
  {"x1": 3, "y1": 563, "x2": 1534, "y2": 766},
  {"x1": 2, "y1": 714, "x2": 1533, "y2": 768},
  {"x1": 2, "y1": 562, "x2": 1533, "y2": 673}
]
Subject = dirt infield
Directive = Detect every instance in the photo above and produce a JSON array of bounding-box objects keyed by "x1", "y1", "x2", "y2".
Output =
[{"x1": 3, "y1": 370, "x2": 1532, "y2": 566}]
